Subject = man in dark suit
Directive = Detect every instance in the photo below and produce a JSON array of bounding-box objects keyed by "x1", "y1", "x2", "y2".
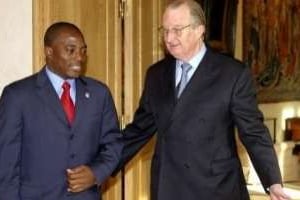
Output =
[
  {"x1": 118, "y1": 0, "x2": 290, "y2": 200},
  {"x1": 0, "y1": 22, "x2": 123, "y2": 199}
]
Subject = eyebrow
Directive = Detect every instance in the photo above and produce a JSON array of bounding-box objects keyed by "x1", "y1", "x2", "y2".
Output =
[
  {"x1": 66, "y1": 44, "x2": 87, "y2": 49},
  {"x1": 161, "y1": 24, "x2": 191, "y2": 29}
]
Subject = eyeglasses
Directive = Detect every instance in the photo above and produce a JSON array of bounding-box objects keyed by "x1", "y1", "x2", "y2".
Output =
[{"x1": 159, "y1": 24, "x2": 192, "y2": 37}]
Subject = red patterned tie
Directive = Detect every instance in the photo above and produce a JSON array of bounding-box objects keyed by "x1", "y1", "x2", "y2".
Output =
[{"x1": 61, "y1": 81, "x2": 75, "y2": 124}]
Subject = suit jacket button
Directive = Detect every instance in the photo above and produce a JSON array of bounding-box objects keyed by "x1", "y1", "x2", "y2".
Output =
[
  {"x1": 183, "y1": 163, "x2": 190, "y2": 169},
  {"x1": 70, "y1": 154, "x2": 75, "y2": 159},
  {"x1": 69, "y1": 134, "x2": 74, "y2": 140}
]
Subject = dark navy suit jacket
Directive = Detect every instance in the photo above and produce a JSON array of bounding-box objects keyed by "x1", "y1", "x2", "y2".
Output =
[{"x1": 0, "y1": 68, "x2": 123, "y2": 200}]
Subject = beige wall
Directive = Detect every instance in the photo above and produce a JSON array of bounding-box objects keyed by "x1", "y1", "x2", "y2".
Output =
[
  {"x1": 259, "y1": 102, "x2": 300, "y2": 142},
  {"x1": 0, "y1": 0, "x2": 32, "y2": 93}
]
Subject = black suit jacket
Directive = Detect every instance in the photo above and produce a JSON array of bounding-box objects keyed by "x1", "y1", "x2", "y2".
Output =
[{"x1": 120, "y1": 48, "x2": 282, "y2": 200}]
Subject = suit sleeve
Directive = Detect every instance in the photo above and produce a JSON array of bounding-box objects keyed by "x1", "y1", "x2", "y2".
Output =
[
  {"x1": 0, "y1": 86, "x2": 22, "y2": 199},
  {"x1": 89, "y1": 88, "x2": 123, "y2": 185},
  {"x1": 231, "y1": 66, "x2": 282, "y2": 192},
  {"x1": 114, "y1": 69, "x2": 157, "y2": 172}
]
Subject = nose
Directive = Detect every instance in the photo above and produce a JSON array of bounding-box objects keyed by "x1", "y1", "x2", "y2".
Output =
[
  {"x1": 164, "y1": 31, "x2": 176, "y2": 43},
  {"x1": 75, "y1": 50, "x2": 86, "y2": 62}
]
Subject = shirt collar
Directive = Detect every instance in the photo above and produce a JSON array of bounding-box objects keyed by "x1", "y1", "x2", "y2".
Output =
[
  {"x1": 45, "y1": 66, "x2": 76, "y2": 96},
  {"x1": 176, "y1": 44, "x2": 207, "y2": 69}
]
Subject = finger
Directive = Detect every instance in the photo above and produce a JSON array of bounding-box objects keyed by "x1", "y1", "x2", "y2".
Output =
[
  {"x1": 67, "y1": 173, "x2": 89, "y2": 182},
  {"x1": 67, "y1": 166, "x2": 86, "y2": 175},
  {"x1": 67, "y1": 171, "x2": 87, "y2": 181},
  {"x1": 66, "y1": 168, "x2": 74, "y2": 174},
  {"x1": 280, "y1": 193, "x2": 291, "y2": 200},
  {"x1": 71, "y1": 165, "x2": 85, "y2": 173},
  {"x1": 68, "y1": 181, "x2": 91, "y2": 193},
  {"x1": 66, "y1": 166, "x2": 95, "y2": 193},
  {"x1": 67, "y1": 167, "x2": 81, "y2": 174},
  {"x1": 270, "y1": 192, "x2": 291, "y2": 200},
  {"x1": 68, "y1": 176, "x2": 91, "y2": 189},
  {"x1": 68, "y1": 179, "x2": 85, "y2": 192},
  {"x1": 68, "y1": 177, "x2": 85, "y2": 185},
  {"x1": 68, "y1": 184, "x2": 85, "y2": 193}
]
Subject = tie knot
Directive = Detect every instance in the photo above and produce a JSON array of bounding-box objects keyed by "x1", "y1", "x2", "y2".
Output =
[
  {"x1": 181, "y1": 62, "x2": 192, "y2": 73},
  {"x1": 62, "y1": 81, "x2": 71, "y2": 90}
]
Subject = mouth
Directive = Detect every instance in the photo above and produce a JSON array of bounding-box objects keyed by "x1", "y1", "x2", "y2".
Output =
[
  {"x1": 167, "y1": 43, "x2": 179, "y2": 48},
  {"x1": 70, "y1": 65, "x2": 81, "y2": 72}
]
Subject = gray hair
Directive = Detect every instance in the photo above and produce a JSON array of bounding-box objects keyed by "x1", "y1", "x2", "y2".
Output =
[{"x1": 166, "y1": 0, "x2": 206, "y2": 26}]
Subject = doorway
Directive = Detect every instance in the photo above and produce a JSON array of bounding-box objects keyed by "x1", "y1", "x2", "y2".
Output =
[{"x1": 33, "y1": 0, "x2": 166, "y2": 199}]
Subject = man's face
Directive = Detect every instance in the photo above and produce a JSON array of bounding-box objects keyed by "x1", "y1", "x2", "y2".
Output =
[
  {"x1": 45, "y1": 28, "x2": 87, "y2": 79},
  {"x1": 162, "y1": 4, "x2": 205, "y2": 61}
]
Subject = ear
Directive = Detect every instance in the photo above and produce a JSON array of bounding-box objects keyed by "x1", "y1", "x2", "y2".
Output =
[
  {"x1": 197, "y1": 25, "x2": 205, "y2": 40},
  {"x1": 44, "y1": 46, "x2": 53, "y2": 57}
]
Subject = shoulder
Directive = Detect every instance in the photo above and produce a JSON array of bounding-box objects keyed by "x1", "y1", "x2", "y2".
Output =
[
  {"x1": 208, "y1": 48, "x2": 244, "y2": 66},
  {"x1": 2, "y1": 73, "x2": 38, "y2": 94},
  {"x1": 207, "y1": 49, "x2": 247, "y2": 74},
  {"x1": 0, "y1": 73, "x2": 38, "y2": 108},
  {"x1": 146, "y1": 55, "x2": 175, "y2": 77},
  {"x1": 78, "y1": 76, "x2": 111, "y2": 95}
]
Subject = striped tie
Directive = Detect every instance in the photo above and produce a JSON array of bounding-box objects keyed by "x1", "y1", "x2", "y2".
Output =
[{"x1": 177, "y1": 62, "x2": 192, "y2": 98}]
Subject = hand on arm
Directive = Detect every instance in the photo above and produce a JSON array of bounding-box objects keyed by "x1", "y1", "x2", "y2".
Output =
[
  {"x1": 66, "y1": 165, "x2": 97, "y2": 193},
  {"x1": 269, "y1": 184, "x2": 291, "y2": 200}
]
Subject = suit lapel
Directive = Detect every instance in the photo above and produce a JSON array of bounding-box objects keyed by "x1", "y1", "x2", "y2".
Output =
[
  {"x1": 36, "y1": 68, "x2": 67, "y2": 124},
  {"x1": 170, "y1": 49, "x2": 217, "y2": 122},
  {"x1": 159, "y1": 56, "x2": 177, "y2": 132},
  {"x1": 71, "y1": 77, "x2": 89, "y2": 129},
  {"x1": 162, "y1": 57, "x2": 177, "y2": 110},
  {"x1": 35, "y1": 68, "x2": 89, "y2": 127}
]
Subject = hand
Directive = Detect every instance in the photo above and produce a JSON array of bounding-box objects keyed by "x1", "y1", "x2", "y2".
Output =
[
  {"x1": 269, "y1": 184, "x2": 291, "y2": 200},
  {"x1": 66, "y1": 165, "x2": 97, "y2": 193}
]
